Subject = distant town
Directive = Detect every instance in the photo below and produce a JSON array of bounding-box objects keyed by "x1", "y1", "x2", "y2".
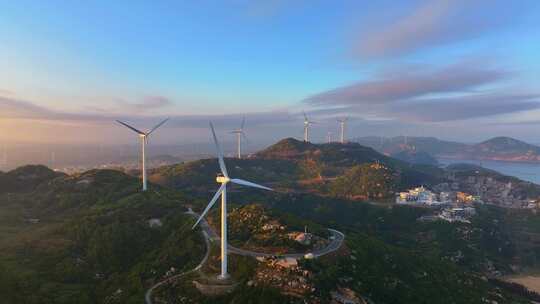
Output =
[{"x1": 397, "y1": 170, "x2": 540, "y2": 223}]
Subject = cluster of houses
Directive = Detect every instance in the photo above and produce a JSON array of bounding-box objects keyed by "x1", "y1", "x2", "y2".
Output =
[
  {"x1": 439, "y1": 172, "x2": 540, "y2": 209},
  {"x1": 397, "y1": 186, "x2": 477, "y2": 223},
  {"x1": 397, "y1": 186, "x2": 479, "y2": 206},
  {"x1": 254, "y1": 256, "x2": 315, "y2": 297}
]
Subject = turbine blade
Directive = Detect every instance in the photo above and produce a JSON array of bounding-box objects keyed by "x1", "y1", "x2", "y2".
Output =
[
  {"x1": 230, "y1": 178, "x2": 272, "y2": 191},
  {"x1": 240, "y1": 116, "x2": 245, "y2": 130},
  {"x1": 303, "y1": 111, "x2": 308, "y2": 121},
  {"x1": 116, "y1": 120, "x2": 145, "y2": 135},
  {"x1": 210, "y1": 122, "x2": 229, "y2": 177},
  {"x1": 241, "y1": 131, "x2": 249, "y2": 144},
  {"x1": 192, "y1": 184, "x2": 226, "y2": 229},
  {"x1": 147, "y1": 118, "x2": 169, "y2": 135}
]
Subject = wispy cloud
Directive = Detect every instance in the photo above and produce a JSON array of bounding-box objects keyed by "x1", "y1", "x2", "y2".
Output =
[
  {"x1": 304, "y1": 61, "x2": 509, "y2": 106},
  {"x1": 0, "y1": 97, "x2": 59, "y2": 119},
  {"x1": 0, "y1": 89, "x2": 14, "y2": 96},
  {"x1": 353, "y1": 0, "x2": 511, "y2": 58},
  {"x1": 303, "y1": 60, "x2": 540, "y2": 123},
  {"x1": 117, "y1": 95, "x2": 173, "y2": 112},
  {"x1": 0, "y1": 96, "x2": 294, "y2": 129},
  {"x1": 382, "y1": 94, "x2": 540, "y2": 122}
]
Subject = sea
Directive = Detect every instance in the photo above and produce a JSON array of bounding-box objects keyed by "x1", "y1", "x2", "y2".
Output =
[{"x1": 438, "y1": 158, "x2": 540, "y2": 185}]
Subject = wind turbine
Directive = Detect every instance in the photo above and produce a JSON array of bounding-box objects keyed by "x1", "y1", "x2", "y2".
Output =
[
  {"x1": 116, "y1": 118, "x2": 169, "y2": 191},
  {"x1": 337, "y1": 117, "x2": 348, "y2": 144},
  {"x1": 303, "y1": 111, "x2": 316, "y2": 142},
  {"x1": 192, "y1": 122, "x2": 272, "y2": 280},
  {"x1": 230, "y1": 117, "x2": 248, "y2": 159}
]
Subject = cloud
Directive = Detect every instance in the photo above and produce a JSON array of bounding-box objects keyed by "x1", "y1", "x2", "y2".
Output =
[
  {"x1": 113, "y1": 95, "x2": 173, "y2": 113},
  {"x1": 304, "y1": 93, "x2": 540, "y2": 123},
  {"x1": 382, "y1": 94, "x2": 540, "y2": 122},
  {"x1": 120, "y1": 95, "x2": 173, "y2": 112},
  {"x1": 304, "y1": 61, "x2": 508, "y2": 106},
  {"x1": 0, "y1": 89, "x2": 14, "y2": 96},
  {"x1": 0, "y1": 96, "x2": 295, "y2": 129},
  {"x1": 0, "y1": 97, "x2": 59, "y2": 119},
  {"x1": 303, "y1": 59, "x2": 540, "y2": 123},
  {"x1": 354, "y1": 0, "x2": 510, "y2": 58}
]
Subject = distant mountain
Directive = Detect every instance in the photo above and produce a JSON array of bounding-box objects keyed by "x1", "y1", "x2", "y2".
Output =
[
  {"x1": 356, "y1": 136, "x2": 540, "y2": 163},
  {"x1": 355, "y1": 136, "x2": 466, "y2": 156},
  {"x1": 390, "y1": 150, "x2": 439, "y2": 166},
  {"x1": 466, "y1": 137, "x2": 540, "y2": 161}
]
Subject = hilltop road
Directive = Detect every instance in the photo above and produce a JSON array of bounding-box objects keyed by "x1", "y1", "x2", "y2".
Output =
[
  {"x1": 144, "y1": 211, "x2": 211, "y2": 304},
  {"x1": 192, "y1": 209, "x2": 345, "y2": 259},
  {"x1": 145, "y1": 209, "x2": 345, "y2": 303}
]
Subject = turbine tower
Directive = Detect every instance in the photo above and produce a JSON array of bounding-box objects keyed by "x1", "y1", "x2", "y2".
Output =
[
  {"x1": 303, "y1": 111, "x2": 315, "y2": 142},
  {"x1": 192, "y1": 122, "x2": 272, "y2": 279},
  {"x1": 116, "y1": 118, "x2": 169, "y2": 191},
  {"x1": 337, "y1": 117, "x2": 348, "y2": 144},
  {"x1": 230, "y1": 117, "x2": 248, "y2": 159}
]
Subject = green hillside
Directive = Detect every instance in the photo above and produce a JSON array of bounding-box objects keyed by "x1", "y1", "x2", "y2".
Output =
[
  {"x1": 3, "y1": 138, "x2": 540, "y2": 303},
  {"x1": 151, "y1": 138, "x2": 444, "y2": 197},
  {"x1": 0, "y1": 166, "x2": 204, "y2": 304}
]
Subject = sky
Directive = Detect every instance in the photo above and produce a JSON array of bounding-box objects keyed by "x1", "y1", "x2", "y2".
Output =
[{"x1": 1, "y1": 0, "x2": 540, "y2": 146}]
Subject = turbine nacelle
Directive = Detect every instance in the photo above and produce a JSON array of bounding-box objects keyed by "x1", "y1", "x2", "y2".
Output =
[
  {"x1": 116, "y1": 118, "x2": 169, "y2": 191},
  {"x1": 192, "y1": 122, "x2": 272, "y2": 279},
  {"x1": 216, "y1": 175, "x2": 230, "y2": 183}
]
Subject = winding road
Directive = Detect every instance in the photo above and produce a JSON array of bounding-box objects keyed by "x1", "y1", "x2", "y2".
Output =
[
  {"x1": 144, "y1": 214, "x2": 211, "y2": 304},
  {"x1": 144, "y1": 209, "x2": 345, "y2": 303},
  {"x1": 190, "y1": 209, "x2": 345, "y2": 259}
]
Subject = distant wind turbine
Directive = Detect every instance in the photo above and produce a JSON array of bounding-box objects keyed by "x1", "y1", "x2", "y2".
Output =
[
  {"x1": 230, "y1": 117, "x2": 248, "y2": 159},
  {"x1": 303, "y1": 111, "x2": 316, "y2": 142},
  {"x1": 337, "y1": 117, "x2": 348, "y2": 144},
  {"x1": 192, "y1": 122, "x2": 272, "y2": 279},
  {"x1": 116, "y1": 118, "x2": 169, "y2": 191}
]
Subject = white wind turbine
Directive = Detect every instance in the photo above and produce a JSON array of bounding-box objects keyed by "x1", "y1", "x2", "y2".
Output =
[
  {"x1": 303, "y1": 111, "x2": 316, "y2": 142},
  {"x1": 230, "y1": 117, "x2": 248, "y2": 159},
  {"x1": 116, "y1": 118, "x2": 169, "y2": 191},
  {"x1": 337, "y1": 117, "x2": 348, "y2": 144},
  {"x1": 192, "y1": 122, "x2": 272, "y2": 280}
]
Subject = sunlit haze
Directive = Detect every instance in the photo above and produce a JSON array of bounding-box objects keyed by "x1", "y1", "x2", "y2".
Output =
[{"x1": 1, "y1": 0, "x2": 539, "y2": 155}]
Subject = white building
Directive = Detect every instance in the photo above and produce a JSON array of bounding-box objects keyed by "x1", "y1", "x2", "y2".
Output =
[{"x1": 397, "y1": 186, "x2": 442, "y2": 206}]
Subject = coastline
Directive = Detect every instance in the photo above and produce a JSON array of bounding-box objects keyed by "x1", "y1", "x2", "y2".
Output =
[{"x1": 503, "y1": 275, "x2": 540, "y2": 293}]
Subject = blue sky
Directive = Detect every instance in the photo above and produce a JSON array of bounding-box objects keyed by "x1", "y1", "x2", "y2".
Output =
[{"x1": 1, "y1": 0, "x2": 540, "y2": 144}]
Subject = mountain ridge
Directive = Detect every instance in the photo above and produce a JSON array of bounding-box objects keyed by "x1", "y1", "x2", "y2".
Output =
[{"x1": 356, "y1": 136, "x2": 540, "y2": 163}]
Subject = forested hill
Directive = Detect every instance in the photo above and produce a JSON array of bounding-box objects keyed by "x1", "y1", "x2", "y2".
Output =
[
  {"x1": 150, "y1": 137, "x2": 444, "y2": 193},
  {"x1": 0, "y1": 164, "x2": 65, "y2": 193},
  {"x1": 1, "y1": 159, "x2": 540, "y2": 303},
  {"x1": 0, "y1": 165, "x2": 204, "y2": 303}
]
